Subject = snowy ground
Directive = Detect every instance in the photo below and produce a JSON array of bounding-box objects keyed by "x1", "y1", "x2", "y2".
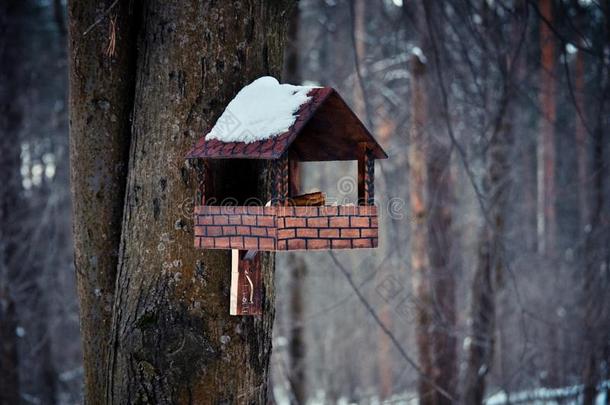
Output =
[
  {"x1": 273, "y1": 381, "x2": 609, "y2": 405},
  {"x1": 485, "y1": 381, "x2": 609, "y2": 405}
]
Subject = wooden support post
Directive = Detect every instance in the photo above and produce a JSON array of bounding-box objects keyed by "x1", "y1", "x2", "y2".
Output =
[
  {"x1": 358, "y1": 154, "x2": 365, "y2": 205},
  {"x1": 358, "y1": 145, "x2": 375, "y2": 205},
  {"x1": 365, "y1": 148, "x2": 375, "y2": 205},
  {"x1": 289, "y1": 157, "x2": 300, "y2": 198},
  {"x1": 230, "y1": 250, "x2": 262, "y2": 316},
  {"x1": 196, "y1": 160, "x2": 214, "y2": 205},
  {"x1": 281, "y1": 154, "x2": 289, "y2": 204},
  {"x1": 271, "y1": 154, "x2": 289, "y2": 205}
]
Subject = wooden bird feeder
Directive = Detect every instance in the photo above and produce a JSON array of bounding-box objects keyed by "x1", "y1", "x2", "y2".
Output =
[{"x1": 186, "y1": 78, "x2": 388, "y2": 316}]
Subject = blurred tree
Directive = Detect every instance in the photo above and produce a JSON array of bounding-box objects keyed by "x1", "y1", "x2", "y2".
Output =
[
  {"x1": 408, "y1": 33, "x2": 435, "y2": 405},
  {"x1": 421, "y1": 4, "x2": 457, "y2": 402},
  {"x1": 574, "y1": 10, "x2": 589, "y2": 234},
  {"x1": 581, "y1": 3, "x2": 610, "y2": 403},
  {"x1": 462, "y1": 1, "x2": 522, "y2": 401},
  {"x1": 0, "y1": 1, "x2": 24, "y2": 402},
  {"x1": 406, "y1": 2, "x2": 457, "y2": 403},
  {"x1": 538, "y1": 0, "x2": 557, "y2": 256}
]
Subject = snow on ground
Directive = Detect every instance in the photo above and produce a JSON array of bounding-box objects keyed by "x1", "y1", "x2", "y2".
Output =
[
  {"x1": 485, "y1": 381, "x2": 609, "y2": 405},
  {"x1": 272, "y1": 381, "x2": 609, "y2": 405},
  {"x1": 206, "y1": 76, "x2": 318, "y2": 143}
]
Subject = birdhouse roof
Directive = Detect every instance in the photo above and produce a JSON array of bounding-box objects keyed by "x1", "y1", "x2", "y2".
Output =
[{"x1": 185, "y1": 77, "x2": 388, "y2": 161}]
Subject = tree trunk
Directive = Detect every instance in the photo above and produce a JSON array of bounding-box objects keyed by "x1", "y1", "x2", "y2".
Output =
[
  {"x1": 463, "y1": 226, "x2": 495, "y2": 405},
  {"x1": 424, "y1": 9, "x2": 457, "y2": 397},
  {"x1": 537, "y1": 0, "x2": 557, "y2": 256},
  {"x1": 463, "y1": 2, "x2": 518, "y2": 396},
  {"x1": 574, "y1": 44, "x2": 588, "y2": 233},
  {"x1": 352, "y1": 0, "x2": 367, "y2": 123},
  {"x1": 68, "y1": 1, "x2": 139, "y2": 402},
  {"x1": 463, "y1": 123, "x2": 513, "y2": 404},
  {"x1": 408, "y1": 52, "x2": 435, "y2": 405},
  {"x1": 101, "y1": 1, "x2": 293, "y2": 403},
  {"x1": 25, "y1": 183, "x2": 59, "y2": 405},
  {"x1": 581, "y1": 3, "x2": 609, "y2": 403},
  {"x1": 288, "y1": 254, "x2": 307, "y2": 404},
  {"x1": 427, "y1": 145, "x2": 456, "y2": 405},
  {"x1": 378, "y1": 306, "x2": 394, "y2": 400},
  {"x1": 284, "y1": 5, "x2": 301, "y2": 85},
  {"x1": 0, "y1": 0, "x2": 26, "y2": 402},
  {"x1": 0, "y1": 295, "x2": 20, "y2": 404},
  {"x1": 408, "y1": 2, "x2": 457, "y2": 403}
]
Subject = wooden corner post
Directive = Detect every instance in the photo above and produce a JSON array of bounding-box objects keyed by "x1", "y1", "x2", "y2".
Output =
[
  {"x1": 288, "y1": 153, "x2": 300, "y2": 199},
  {"x1": 358, "y1": 145, "x2": 375, "y2": 206}
]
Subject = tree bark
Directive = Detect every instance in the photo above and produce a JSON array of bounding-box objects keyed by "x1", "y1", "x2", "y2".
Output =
[
  {"x1": 68, "y1": 1, "x2": 140, "y2": 402},
  {"x1": 102, "y1": 1, "x2": 293, "y2": 403}
]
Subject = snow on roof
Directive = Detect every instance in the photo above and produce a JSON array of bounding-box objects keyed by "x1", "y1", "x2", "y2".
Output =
[{"x1": 205, "y1": 76, "x2": 318, "y2": 144}]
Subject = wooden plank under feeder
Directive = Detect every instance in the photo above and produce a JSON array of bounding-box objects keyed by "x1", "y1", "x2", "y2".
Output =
[{"x1": 230, "y1": 250, "x2": 263, "y2": 316}]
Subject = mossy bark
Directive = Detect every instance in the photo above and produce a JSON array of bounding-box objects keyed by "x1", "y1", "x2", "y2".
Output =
[
  {"x1": 70, "y1": 0, "x2": 294, "y2": 403},
  {"x1": 102, "y1": 1, "x2": 293, "y2": 404}
]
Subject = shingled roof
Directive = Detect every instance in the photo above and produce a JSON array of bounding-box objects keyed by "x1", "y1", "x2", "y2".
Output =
[{"x1": 185, "y1": 87, "x2": 388, "y2": 162}]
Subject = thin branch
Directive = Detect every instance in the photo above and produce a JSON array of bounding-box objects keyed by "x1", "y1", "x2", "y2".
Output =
[
  {"x1": 526, "y1": 0, "x2": 595, "y2": 55},
  {"x1": 562, "y1": 47, "x2": 595, "y2": 138},
  {"x1": 327, "y1": 252, "x2": 457, "y2": 403},
  {"x1": 82, "y1": 0, "x2": 119, "y2": 36},
  {"x1": 422, "y1": 1, "x2": 491, "y2": 222}
]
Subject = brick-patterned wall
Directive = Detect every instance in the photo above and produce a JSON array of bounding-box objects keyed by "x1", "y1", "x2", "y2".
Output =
[
  {"x1": 276, "y1": 206, "x2": 378, "y2": 250},
  {"x1": 194, "y1": 205, "x2": 378, "y2": 251},
  {"x1": 194, "y1": 206, "x2": 277, "y2": 250}
]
